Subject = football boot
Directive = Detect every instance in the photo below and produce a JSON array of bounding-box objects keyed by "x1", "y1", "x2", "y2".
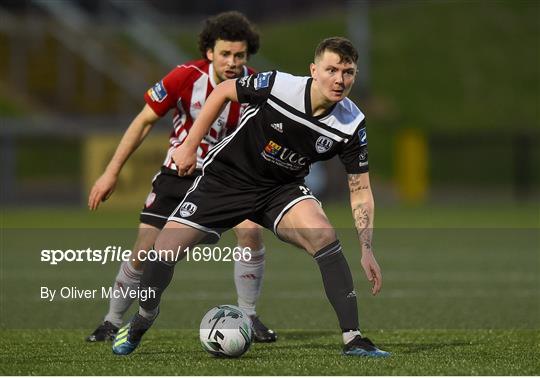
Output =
[
  {"x1": 342, "y1": 335, "x2": 390, "y2": 357},
  {"x1": 85, "y1": 321, "x2": 118, "y2": 342},
  {"x1": 249, "y1": 315, "x2": 277, "y2": 343},
  {"x1": 112, "y1": 314, "x2": 153, "y2": 355}
]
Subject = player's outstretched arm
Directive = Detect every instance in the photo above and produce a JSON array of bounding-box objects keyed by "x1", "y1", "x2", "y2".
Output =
[
  {"x1": 347, "y1": 172, "x2": 383, "y2": 295},
  {"x1": 173, "y1": 79, "x2": 238, "y2": 176},
  {"x1": 88, "y1": 104, "x2": 159, "y2": 210}
]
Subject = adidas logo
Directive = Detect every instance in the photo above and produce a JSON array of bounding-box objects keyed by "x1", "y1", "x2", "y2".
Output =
[
  {"x1": 270, "y1": 122, "x2": 283, "y2": 133},
  {"x1": 192, "y1": 101, "x2": 202, "y2": 109},
  {"x1": 346, "y1": 290, "x2": 356, "y2": 298}
]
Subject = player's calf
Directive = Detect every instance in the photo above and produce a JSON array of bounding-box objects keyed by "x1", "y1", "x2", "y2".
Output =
[{"x1": 314, "y1": 240, "x2": 359, "y2": 330}]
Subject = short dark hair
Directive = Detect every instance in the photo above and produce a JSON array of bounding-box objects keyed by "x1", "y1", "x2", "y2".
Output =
[
  {"x1": 314, "y1": 37, "x2": 358, "y2": 64},
  {"x1": 198, "y1": 11, "x2": 260, "y2": 58}
]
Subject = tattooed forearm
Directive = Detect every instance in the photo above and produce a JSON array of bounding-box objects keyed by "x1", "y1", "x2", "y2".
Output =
[
  {"x1": 348, "y1": 174, "x2": 374, "y2": 253},
  {"x1": 348, "y1": 174, "x2": 369, "y2": 193},
  {"x1": 352, "y1": 204, "x2": 373, "y2": 252}
]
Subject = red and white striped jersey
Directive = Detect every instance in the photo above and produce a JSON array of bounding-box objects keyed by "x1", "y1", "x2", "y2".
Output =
[{"x1": 144, "y1": 59, "x2": 255, "y2": 170}]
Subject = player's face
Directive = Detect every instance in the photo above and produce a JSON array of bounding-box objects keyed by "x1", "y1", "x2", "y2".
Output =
[
  {"x1": 310, "y1": 51, "x2": 357, "y2": 103},
  {"x1": 207, "y1": 39, "x2": 249, "y2": 84}
]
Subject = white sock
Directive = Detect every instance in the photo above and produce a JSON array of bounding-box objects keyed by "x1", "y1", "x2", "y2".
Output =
[
  {"x1": 234, "y1": 246, "x2": 265, "y2": 317},
  {"x1": 342, "y1": 330, "x2": 362, "y2": 344},
  {"x1": 104, "y1": 261, "x2": 142, "y2": 327}
]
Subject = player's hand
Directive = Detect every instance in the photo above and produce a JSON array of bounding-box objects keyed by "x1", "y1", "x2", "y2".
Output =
[
  {"x1": 360, "y1": 251, "x2": 382, "y2": 295},
  {"x1": 88, "y1": 172, "x2": 118, "y2": 210},
  {"x1": 172, "y1": 145, "x2": 197, "y2": 176}
]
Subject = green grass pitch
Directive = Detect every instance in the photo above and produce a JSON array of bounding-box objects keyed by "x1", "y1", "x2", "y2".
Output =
[
  {"x1": 1, "y1": 204, "x2": 539, "y2": 375},
  {"x1": 2, "y1": 330, "x2": 537, "y2": 375}
]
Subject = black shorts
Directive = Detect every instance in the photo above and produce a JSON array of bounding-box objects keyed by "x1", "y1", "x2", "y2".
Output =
[
  {"x1": 168, "y1": 172, "x2": 320, "y2": 243},
  {"x1": 139, "y1": 167, "x2": 201, "y2": 229}
]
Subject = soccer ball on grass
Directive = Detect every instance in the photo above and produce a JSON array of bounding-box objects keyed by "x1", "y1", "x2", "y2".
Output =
[{"x1": 199, "y1": 304, "x2": 252, "y2": 358}]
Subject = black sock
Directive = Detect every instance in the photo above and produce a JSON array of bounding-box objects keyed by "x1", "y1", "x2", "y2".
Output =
[
  {"x1": 313, "y1": 240, "x2": 359, "y2": 331},
  {"x1": 139, "y1": 258, "x2": 175, "y2": 313}
]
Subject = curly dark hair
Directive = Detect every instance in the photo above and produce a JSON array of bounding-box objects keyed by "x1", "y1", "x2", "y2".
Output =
[{"x1": 198, "y1": 11, "x2": 260, "y2": 58}]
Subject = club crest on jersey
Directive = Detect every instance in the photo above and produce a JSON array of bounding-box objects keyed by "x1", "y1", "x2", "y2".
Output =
[
  {"x1": 179, "y1": 202, "x2": 197, "y2": 217},
  {"x1": 147, "y1": 81, "x2": 167, "y2": 103},
  {"x1": 315, "y1": 136, "x2": 333, "y2": 153},
  {"x1": 255, "y1": 72, "x2": 272, "y2": 90},
  {"x1": 358, "y1": 127, "x2": 367, "y2": 146},
  {"x1": 264, "y1": 140, "x2": 282, "y2": 155}
]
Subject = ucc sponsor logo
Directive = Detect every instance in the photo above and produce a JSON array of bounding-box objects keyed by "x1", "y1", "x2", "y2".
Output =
[{"x1": 262, "y1": 140, "x2": 308, "y2": 169}]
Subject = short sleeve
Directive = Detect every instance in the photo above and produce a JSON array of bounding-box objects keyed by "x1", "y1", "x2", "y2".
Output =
[
  {"x1": 338, "y1": 120, "x2": 369, "y2": 174},
  {"x1": 144, "y1": 66, "x2": 189, "y2": 117},
  {"x1": 235, "y1": 71, "x2": 276, "y2": 105}
]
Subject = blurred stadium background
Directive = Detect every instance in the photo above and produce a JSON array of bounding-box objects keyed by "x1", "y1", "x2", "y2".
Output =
[{"x1": 1, "y1": 0, "x2": 538, "y2": 208}]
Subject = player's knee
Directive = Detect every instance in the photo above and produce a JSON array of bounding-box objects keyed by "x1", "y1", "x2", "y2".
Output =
[
  {"x1": 134, "y1": 223, "x2": 160, "y2": 257},
  {"x1": 305, "y1": 227, "x2": 337, "y2": 255},
  {"x1": 153, "y1": 234, "x2": 184, "y2": 263},
  {"x1": 234, "y1": 224, "x2": 264, "y2": 250},
  {"x1": 132, "y1": 239, "x2": 153, "y2": 266}
]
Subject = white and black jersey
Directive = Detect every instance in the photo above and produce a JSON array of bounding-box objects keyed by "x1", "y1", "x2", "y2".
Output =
[
  {"x1": 202, "y1": 71, "x2": 369, "y2": 186},
  {"x1": 168, "y1": 71, "x2": 370, "y2": 240}
]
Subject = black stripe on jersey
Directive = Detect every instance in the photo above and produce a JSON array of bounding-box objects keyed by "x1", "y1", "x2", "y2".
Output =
[
  {"x1": 202, "y1": 105, "x2": 260, "y2": 171},
  {"x1": 205, "y1": 105, "x2": 259, "y2": 159},
  {"x1": 268, "y1": 94, "x2": 351, "y2": 140}
]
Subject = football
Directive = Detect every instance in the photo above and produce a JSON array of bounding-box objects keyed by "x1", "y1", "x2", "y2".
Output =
[{"x1": 199, "y1": 305, "x2": 253, "y2": 358}]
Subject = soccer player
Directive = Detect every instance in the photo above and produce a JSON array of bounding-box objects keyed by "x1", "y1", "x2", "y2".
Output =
[
  {"x1": 86, "y1": 11, "x2": 276, "y2": 343},
  {"x1": 113, "y1": 37, "x2": 390, "y2": 357}
]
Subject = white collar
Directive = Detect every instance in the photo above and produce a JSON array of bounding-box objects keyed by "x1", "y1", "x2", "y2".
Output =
[{"x1": 208, "y1": 62, "x2": 217, "y2": 88}]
